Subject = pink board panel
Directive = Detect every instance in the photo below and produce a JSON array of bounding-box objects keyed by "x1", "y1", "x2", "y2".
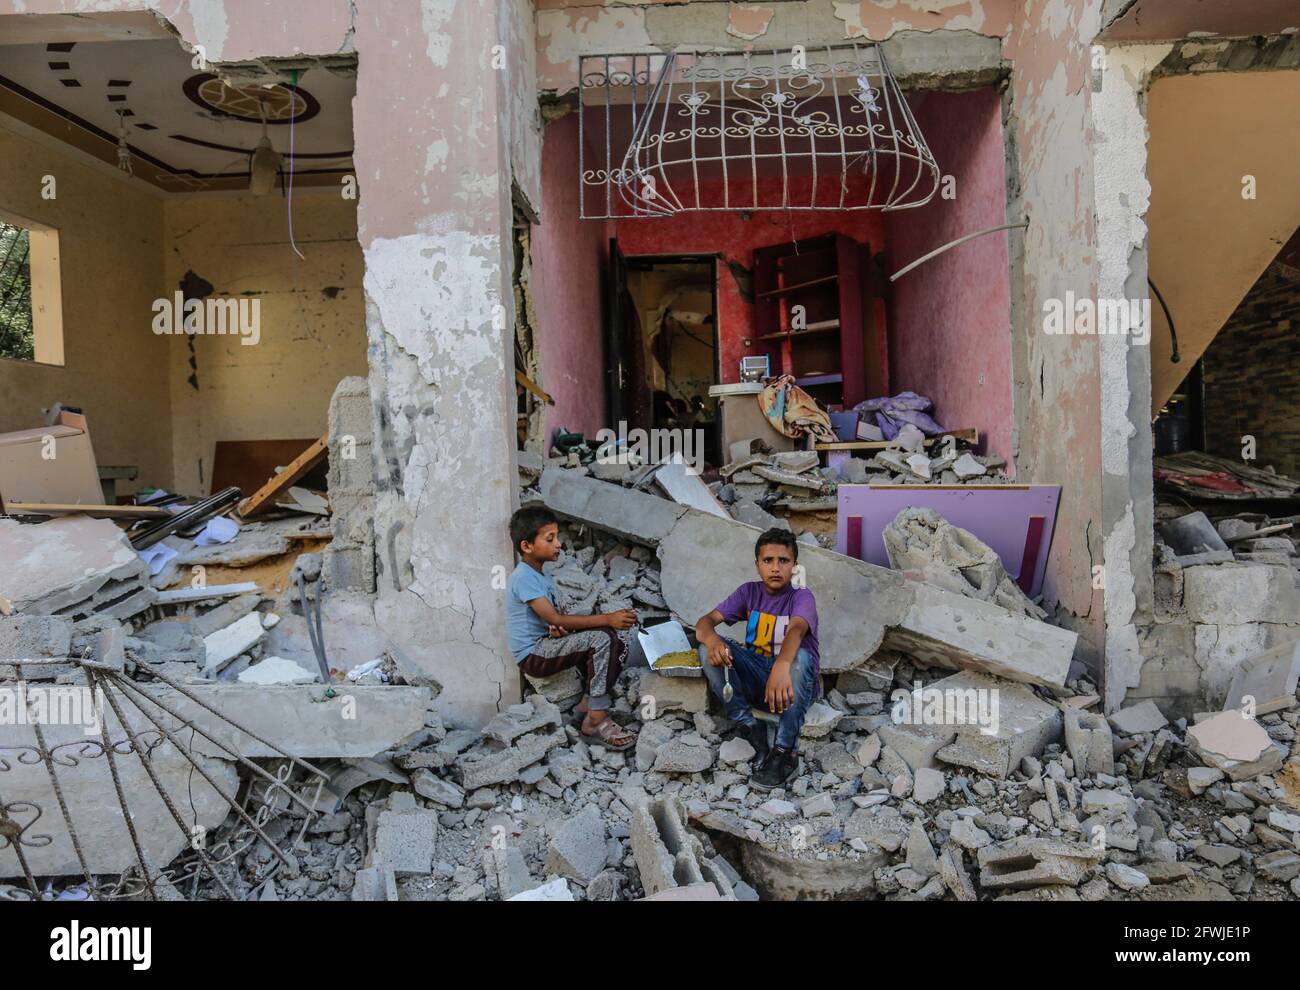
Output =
[{"x1": 835, "y1": 485, "x2": 1062, "y2": 598}]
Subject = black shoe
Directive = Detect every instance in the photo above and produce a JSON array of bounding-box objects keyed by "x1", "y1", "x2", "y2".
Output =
[
  {"x1": 750, "y1": 746, "x2": 798, "y2": 791},
  {"x1": 742, "y1": 722, "x2": 770, "y2": 770}
]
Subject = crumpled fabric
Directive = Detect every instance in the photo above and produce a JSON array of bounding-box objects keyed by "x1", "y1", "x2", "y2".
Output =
[
  {"x1": 853, "y1": 391, "x2": 946, "y2": 441},
  {"x1": 757, "y1": 374, "x2": 838, "y2": 443}
]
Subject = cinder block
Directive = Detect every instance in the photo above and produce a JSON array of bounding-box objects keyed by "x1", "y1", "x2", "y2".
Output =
[
  {"x1": 977, "y1": 837, "x2": 1103, "y2": 889},
  {"x1": 1184, "y1": 564, "x2": 1300, "y2": 625}
]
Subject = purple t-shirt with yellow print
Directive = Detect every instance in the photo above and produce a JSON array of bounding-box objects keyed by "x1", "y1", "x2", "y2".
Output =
[{"x1": 714, "y1": 581, "x2": 820, "y2": 679}]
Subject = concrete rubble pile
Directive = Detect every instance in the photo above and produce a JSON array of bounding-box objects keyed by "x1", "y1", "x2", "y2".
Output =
[{"x1": 337, "y1": 629, "x2": 1300, "y2": 901}]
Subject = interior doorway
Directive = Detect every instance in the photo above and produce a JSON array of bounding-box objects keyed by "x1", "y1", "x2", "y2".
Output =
[{"x1": 609, "y1": 248, "x2": 721, "y2": 465}]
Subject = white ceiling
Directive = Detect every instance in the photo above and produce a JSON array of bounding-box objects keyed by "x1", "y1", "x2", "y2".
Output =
[{"x1": 0, "y1": 35, "x2": 354, "y2": 192}]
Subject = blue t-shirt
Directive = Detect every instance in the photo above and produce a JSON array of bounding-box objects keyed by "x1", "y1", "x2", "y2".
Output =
[{"x1": 507, "y1": 562, "x2": 555, "y2": 663}]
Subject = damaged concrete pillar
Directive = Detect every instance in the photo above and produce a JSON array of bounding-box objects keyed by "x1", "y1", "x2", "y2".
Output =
[
  {"x1": 324, "y1": 376, "x2": 377, "y2": 594},
  {"x1": 351, "y1": 1, "x2": 539, "y2": 726}
]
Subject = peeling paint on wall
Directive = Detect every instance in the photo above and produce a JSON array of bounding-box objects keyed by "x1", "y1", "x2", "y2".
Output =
[{"x1": 726, "y1": 2, "x2": 774, "y2": 40}]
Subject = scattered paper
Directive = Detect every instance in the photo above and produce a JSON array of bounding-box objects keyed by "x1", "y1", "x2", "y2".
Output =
[
  {"x1": 138, "y1": 542, "x2": 178, "y2": 576},
  {"x1": 194, "y1": 516, "x2": 240, "y2": 546}
]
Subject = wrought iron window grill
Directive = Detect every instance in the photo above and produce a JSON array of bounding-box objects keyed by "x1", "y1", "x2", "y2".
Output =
[
  {"x1": 579, "y1": 43, "x2": 940, "y2": 219},
  {"x1": 1, "y1": 659, "x2": 327, "y2": 901}
]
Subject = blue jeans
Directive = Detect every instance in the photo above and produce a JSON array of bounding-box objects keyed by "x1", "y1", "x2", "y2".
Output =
[{"x1": 699, "y1": 638, "x2": 817, "y2": 750}]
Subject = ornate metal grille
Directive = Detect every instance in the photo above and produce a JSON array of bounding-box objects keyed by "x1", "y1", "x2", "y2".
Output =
[{"x1": 579, "y1": 44, "x2": 939, "y2": 219}]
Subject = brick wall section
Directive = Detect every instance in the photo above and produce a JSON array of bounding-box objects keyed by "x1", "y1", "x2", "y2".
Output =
[{"x1": 1201, "y1": 263, "x2": 1300, "y2": 478}]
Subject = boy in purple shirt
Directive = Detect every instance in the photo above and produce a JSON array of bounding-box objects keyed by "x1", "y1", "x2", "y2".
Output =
[{"x1": 695, "y1": 528, "x2": 820, "y2": 791}]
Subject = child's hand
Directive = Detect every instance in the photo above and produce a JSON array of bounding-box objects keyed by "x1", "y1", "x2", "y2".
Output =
[
  {"x1": 605, "y1": 609, "x2": 637, "y2": 630},
  {"x1": 765, "y1": 661, "x2": 794, "y2": 714},
  {"x1": 705, "y1": 639, "x2": 732, "y2": 668},
  {"x1": 548, "y1": 624, "x2": 566, "y2": 638}
]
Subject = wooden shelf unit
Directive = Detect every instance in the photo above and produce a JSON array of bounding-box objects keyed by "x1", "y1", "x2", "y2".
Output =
[{"x1": 750, "y1": 233, "x2": 885, "y2": 408}]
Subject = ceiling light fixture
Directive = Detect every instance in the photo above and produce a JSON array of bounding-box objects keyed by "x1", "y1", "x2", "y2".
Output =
[{"x1": 248, "y1": 98, "x2": 283, "y2": 196}]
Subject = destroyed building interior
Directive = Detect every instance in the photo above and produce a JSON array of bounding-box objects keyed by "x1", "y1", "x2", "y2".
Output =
[{"x1": 1, "y1": 0, "x2": 1299, "y2": 911}]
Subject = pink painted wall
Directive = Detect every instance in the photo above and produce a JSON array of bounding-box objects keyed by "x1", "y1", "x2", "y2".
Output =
[
  {"x1": 883, "y1": 88, "x2": 1013, "y2": 468},
  {"x1": 615, "y1": 178, "x2": 886, "y2": 388},
  {"x1": 532, "y1": 115, "x2": 611, "y2": 441}
]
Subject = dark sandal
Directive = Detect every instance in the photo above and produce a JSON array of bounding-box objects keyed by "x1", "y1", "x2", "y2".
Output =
[{"x1": 582, "y1": 715, "x2": 636, "y2": 751}]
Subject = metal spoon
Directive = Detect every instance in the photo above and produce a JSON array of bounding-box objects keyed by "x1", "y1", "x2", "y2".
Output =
[{"x1": 722, "y1": 665, "x2": 733, "y2": 703}]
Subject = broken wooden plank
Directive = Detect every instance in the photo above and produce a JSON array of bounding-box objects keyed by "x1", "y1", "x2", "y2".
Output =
[
  {"x1": 3, "y1": 502, "x2": 169, "y2": 518},
  {"x1": 238, "y1": 433, "x2": 329, "y2": 519},
  {"x1": 516, "y1": 370, "x2": 555, "y2": 405},
  {"x1": 815, "y1": 428, "x2": 979, "y2": 452}
]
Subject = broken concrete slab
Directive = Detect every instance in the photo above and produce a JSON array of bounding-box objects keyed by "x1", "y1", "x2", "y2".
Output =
[
  {"x1": 883, "y1": 507, "x2": 1044, "y2": 619},
  {"x1": 203, "y1": 612, "x2": 266, "y2": 674},
  {"x1": 457, "y1": 727, "x2": 568, "y2": 790},
  {"x1": 881, "y1": 581, "x2": 1074, "y2": 689},
  {"x1": 125, "y1": 683, "x2": 429, "y2": 760},
  {"x1": 913, "y1": 671, "x2": 1063, "y2": 779},
  {"x1": 481, "y1": 698, "x2": 562, "y2": 745},
  {"x1": 482, "y1": 845, "x2": 533, "y2": 900},
  {"x1": 545, "y1": 470, "x2": 1076, "y2": 687},
  {"x1": 236, "y1": 655, "x2": 315, "y2": 685},
  {"x1": 541, "y1": 466, "x2": 687, "y2": 546},
  {"x1": 1223, "y1": 641, "x2": 1300, "y2": 715},
  {"x1": 1185, "y1": 710, "x2": 1285, "y2": 781},
  {"x1": 1108, "y1": 699, "x2": 1169, "y2": 735},
  {"x1": 976, "y1": 837, "x2": 1103, "y2": 890},
  {"x1": 0, "y1": 516, "x2": 153, "y2": 622}
]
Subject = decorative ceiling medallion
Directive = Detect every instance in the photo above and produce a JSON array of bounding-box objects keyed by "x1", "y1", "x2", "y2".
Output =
[{"x1": 182, "y1": 73, "x2": 320, "y2": 124}]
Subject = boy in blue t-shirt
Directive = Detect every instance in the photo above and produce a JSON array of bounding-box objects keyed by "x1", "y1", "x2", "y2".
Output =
[
  {"x1": 506, "y1": 506, "x2": 637, "y2": 750},
  {"x1": 695, "y1": 527, "x2": 820, "y2": 791}
]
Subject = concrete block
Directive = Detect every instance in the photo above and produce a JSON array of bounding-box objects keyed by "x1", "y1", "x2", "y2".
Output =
[
  {"x1": 934, "y1": 844, "x2": 977, "y2": 901},
  {"x1": 640, "y1": 882, "x2": 723, "y2": 901},
  {"x1": 976, "y1": 838, "x2": 1103, "y2": 889},
  {"x1": 652, "y1": 736, "x2": 714, "y2": 774},
  {"x1": 877, "y1": 722, "x2": 954, "y2": 772},
  {"x1": 352, "y1": 864, "x2": 399, "y2": 901},
  {"x1": 914, "y1": 671, "x2": 1062, "y2": 779},
  {"x1": 1107, "y1": 699, "x2": 1168, "y2": 735},
  {"x1": 1186, "y1": 711, "x2": 1285, "y2": 781},
  {"x1": 483, "y1": 846, "x2": 533, "y2": 900},
  {"x1": 1063, "y1": 706, "x2": 1115, "y2": 776},
  {"x1": 626, "y1": 791, "x2": 732, "y2": 899},
  {"x1": 1223, "y1": 640, "x2": 1300, "y2": 715},
  {"x1": 1184, "y1": 563, "x2": 1300, "y2": 624},
  {"x1": 629, "y1": 668, "x2": 708, "y2": 715},
  {"x1": 1195, "y1": 623, "x2": 1300, "y2": 708},
  {"x1": 374, "y1": 794, "x2": 438, "y2": 875},
  {"x1": 544, "y1": 803, "x2": 607, "y2": 883}
]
